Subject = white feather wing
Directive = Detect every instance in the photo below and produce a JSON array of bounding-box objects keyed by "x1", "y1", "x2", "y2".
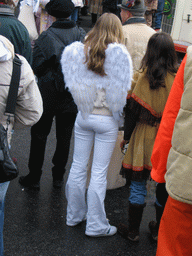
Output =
[
  {"x1": 104, "y1": 43, "x2": 133, "y2": 116},
  {"x1": 61, "y1": 42, "x2": 133, "y2": 119},
  {"x1": 61, "y1": 41, "x2": 97, "y2": 118}
]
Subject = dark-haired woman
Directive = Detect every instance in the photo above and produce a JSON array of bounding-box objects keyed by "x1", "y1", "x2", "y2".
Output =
[
  {"x1": 118, "y1": 32, "x2": 178, "y2": 242},
  {"x1": 61, "y1": 13, "x2": 133, "y2": 237}
]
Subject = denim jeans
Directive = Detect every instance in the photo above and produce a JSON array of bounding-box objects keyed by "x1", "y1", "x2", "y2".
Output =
[
  {"x1": 129, "y1": 180, "x2": 147, "y2": 205},
  {"x1": 155, "y1": 0, "x2": 165, "y2": 29},
  {"x1": 66, "y1": 113, "x2": 118, "y2": 235},
  {"x1": 0, "y1": 182, "x2": 9, "y2": 256}
]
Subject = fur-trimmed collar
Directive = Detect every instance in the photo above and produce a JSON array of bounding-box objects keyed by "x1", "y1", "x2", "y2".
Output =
[
  {"x1": 123, "y1": 17, "x2": 146, "y2": 25},
  {"x1": 51, "y1": 19, "x2": 76, "y2": 29}
]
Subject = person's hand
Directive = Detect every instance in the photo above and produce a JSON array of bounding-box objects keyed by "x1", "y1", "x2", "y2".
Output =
[{"x1": 120, "y1": 140, "x2": 129, "y2": 150}]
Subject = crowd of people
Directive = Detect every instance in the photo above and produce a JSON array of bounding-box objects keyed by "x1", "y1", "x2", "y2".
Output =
[{"x1": 0, "y1": 0, "x2": 191, "y2": 255}]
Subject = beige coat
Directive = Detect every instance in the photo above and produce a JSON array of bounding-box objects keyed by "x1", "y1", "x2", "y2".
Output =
[
  {"x1": 0, "y1": 35, "x2": 43, "y2": 144},
  {"x1": 165, "y1": 46, "x2": 192, "y2": 205},
  {"x1": 123, "y1": 22, "x2": 155, "y2": 72}
]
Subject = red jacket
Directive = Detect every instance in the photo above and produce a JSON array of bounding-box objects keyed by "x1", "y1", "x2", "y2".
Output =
[{"x1": 150, "y1": 55, "x2": 187, "y2": 183}]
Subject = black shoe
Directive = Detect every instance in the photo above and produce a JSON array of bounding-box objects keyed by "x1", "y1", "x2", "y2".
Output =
[
  {"x1": 127, "y1": 229, "x2": 139, "y2": 242},
  {"x1": 19, "y1": 174, "x2": 40, "y2": 190},
  {"x1": 148, "y1": 221, "x2": 158, "y2": 241},
  {"x1": 118, "y1": 223, "x2": 139, "y2": 242},
  {"x1": 53, "y1": 179, "x2": 64, "y2": 188}
]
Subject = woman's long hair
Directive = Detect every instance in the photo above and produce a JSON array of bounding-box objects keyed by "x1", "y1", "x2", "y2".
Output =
[
  {"x1": 84, "y1": 13, "x2": 125, "y2": 76},
  {"x1": 140, "y1": 32, "x2": 178, "y2": 89}
]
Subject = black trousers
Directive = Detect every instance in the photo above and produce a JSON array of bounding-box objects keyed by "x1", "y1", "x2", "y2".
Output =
[
  {"x1": 156, "y1": 183, "x2": 168, "y2": 207},
  {"x1": 28, "y1": 111, "x2": 77, "y2": 180}
]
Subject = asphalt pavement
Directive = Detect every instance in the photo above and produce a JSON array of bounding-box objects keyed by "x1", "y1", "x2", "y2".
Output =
[{"x1": 3, "y1": 13, "x2": 158, "y2": 256}]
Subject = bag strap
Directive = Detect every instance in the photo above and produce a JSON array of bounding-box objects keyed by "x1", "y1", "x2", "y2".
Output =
[
  {"x1": 5, "y1": 55, "x2": 22, "y2": 117},
  {"x1": 48, "y1": 29, "x2": 65, "y2": 48},
  {"x1": 48, "y1": 28, "x2": 82, "y2": 48}
]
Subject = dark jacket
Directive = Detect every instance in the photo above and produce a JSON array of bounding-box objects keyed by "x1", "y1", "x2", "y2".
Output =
[
  {"x1": 0, "y1": 4, "x2": 32, "y2": 65},
  {"x1": 32, "y1": 18, "x2": 86, "y2": 113},
  {"x1": 102, "y1": 0, "x2": 117, "y2": 11}
]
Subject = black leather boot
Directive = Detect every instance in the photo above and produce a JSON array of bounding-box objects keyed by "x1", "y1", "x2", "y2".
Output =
[
  {"x1": 19, "y1": 170, "x2": 42, "y2": 190},
  {"x1": 127, "y1": 203, "x2": 145, "y2": 241},
  {"x1": 149, "y1": 183, "x2": 168, "y2": 241},
  {"x1": 148, "y1": 203, "x2": 164, "y2": 241},
  {"x1": 118, "y1": 203, "x2": 145, "y2": 242},
  {"x1": 52, "y1": 168, "x2": 66, "y2": 188}
]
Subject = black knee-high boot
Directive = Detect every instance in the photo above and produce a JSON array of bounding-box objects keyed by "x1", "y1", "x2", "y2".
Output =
[
  {"x1": 148, "y1": 183, "x2": 168, "y2": 240},
  {"x1": 128, "y1": 203, "x2": 145, "y2": 241},
  {"x1": 148, "y1": 203, "x2": 164, "y2": 241},
  {"x1": 118, "y1": 203, "x2": 145, "y2": 242}
]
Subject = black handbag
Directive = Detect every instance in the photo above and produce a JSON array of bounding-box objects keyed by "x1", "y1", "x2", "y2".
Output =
[{"x1": 0, "y1": 55, "x2": 21, "y2": 183}]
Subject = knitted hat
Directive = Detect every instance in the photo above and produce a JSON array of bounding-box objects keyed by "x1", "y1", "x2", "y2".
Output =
[
  {"x1": 45, "y1": 0, "x2": 74, "y2": 18},
  {"x1": 118, "y1": 0, "x2": 146, "y2": 16}
]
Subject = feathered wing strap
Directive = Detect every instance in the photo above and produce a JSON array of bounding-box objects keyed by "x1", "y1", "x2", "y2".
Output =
[
  {"x1": 104, "y1": 43, "x2": 133, "y2": 120},
  {"x1": 60, "y1": 41, "x2": 97, "y2": 119}
]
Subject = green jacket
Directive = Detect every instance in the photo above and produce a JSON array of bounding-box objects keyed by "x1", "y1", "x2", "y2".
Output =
[{"x1": 0, "y1": 5, "x2": 32, "y2": 65}]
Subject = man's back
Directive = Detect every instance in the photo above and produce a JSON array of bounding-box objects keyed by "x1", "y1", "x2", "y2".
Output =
[
  {"x1": 32, "y1": 18, "x2": 86, "y2": 111},
  {"x1": 123, "y1": 22, "x2": 155, "y2": 71},
  {"x1": 118, "y1": 0, "x2": 156, "y2": 72},
  {"x1": 0, "y1": 4, "x2": 32, "y2": 65}
]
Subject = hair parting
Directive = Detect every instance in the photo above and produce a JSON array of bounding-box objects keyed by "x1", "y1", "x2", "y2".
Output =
[{"x1": 84, "y1": 13, "x2": 124, "y2": 76}]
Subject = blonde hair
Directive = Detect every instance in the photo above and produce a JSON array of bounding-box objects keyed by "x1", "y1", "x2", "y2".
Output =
[{"x1": 84, "y1": 13, "x2": 125, "y2": 76}]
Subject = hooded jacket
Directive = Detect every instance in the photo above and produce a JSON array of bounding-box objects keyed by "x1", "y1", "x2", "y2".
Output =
[{"x1": 0, "y1": 35, "x2": 43, "y2": 144}]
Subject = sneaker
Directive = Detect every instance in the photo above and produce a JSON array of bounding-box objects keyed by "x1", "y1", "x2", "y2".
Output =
[
  {"x1": 85, "y1": 225, "x2": 117, "y2": 237},
  {"x1": 148, "y1": 221, "x2": 158, "y2": 241},
  {"x1": 19, "y1": 174, "x2": 40, "y2": 190},
  {"x1": 118, "y1": 223, "x2": 139, "y2": 242}
]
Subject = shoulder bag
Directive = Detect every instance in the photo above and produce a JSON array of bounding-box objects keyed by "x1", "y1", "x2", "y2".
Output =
[{"x1": 0, "y1": 55, "x2": 21, "y2": 183}]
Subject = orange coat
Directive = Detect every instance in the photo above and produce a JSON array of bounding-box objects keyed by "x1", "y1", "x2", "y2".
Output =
[{"x1": 150, "y1": 55, "x2": 187, "y2": 183}]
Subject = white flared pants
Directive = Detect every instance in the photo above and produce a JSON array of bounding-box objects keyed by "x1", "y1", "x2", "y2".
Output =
[{"x1": 65, "y1": 113, "x2": 118, "y2": 235}]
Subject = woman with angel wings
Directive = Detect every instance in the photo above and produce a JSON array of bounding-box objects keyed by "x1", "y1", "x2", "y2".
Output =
[{"x1": 61, "y1": 13, "x2": 133, "y2": 237}]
